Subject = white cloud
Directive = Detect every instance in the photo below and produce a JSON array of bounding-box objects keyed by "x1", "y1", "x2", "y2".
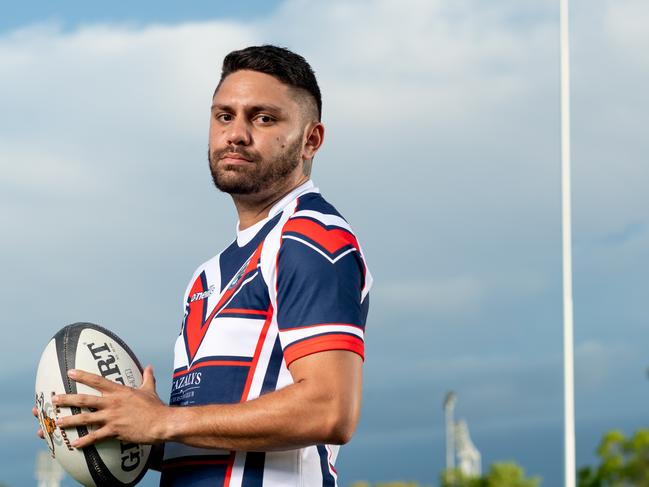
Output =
[
  {"x1": 0, "y1": 140, "x2": 97, "y2": 194},
  {"x1": 372, "y1": 276, "x2": 484, "y2": 314},
  {"x1": 0, "y1": 0, "x2": 643, "y2": 378},
  {"x1": 575, "y1": 340, "x2": 633, "y2": 391},
  {"x1": 604, "y1": 0, "x2": 649, "y2": 66}
]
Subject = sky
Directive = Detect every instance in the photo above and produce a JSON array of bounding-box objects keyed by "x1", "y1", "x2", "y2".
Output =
[{"x1": 1, "y1": 0, "x2": 648, "y2": 486}]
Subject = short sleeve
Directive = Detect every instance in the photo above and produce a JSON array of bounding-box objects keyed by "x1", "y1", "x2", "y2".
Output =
[{"x1": 276, "y1": 216, "x2": 370, "y2": 366}]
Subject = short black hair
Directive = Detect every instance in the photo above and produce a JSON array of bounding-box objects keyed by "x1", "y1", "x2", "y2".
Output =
[{"x1": 217, "y1": 45, "x2": 322, "y2": 121}]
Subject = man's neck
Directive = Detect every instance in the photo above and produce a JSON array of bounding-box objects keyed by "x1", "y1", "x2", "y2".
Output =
[{"x1": 233, "y1": 176, "x2": 310, "y2": 231}]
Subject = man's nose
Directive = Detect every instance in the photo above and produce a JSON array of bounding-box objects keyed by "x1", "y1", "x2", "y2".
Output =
[{"x1": 226, "y1": 117, "x2": 252, "y2": 146}]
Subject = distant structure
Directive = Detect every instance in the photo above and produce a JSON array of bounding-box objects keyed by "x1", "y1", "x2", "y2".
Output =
[
  {"x1": 35, "y1": 451, "x2": 64, "y2": 487},
  {"x1": 455, "y1": 420, "x2": 482, "y2": 477},
  {"x1": 443, "y1": 391, "x2": 482, "y2": 478},
  {"x1": 443, "y1": 391, "x2": 457, "y2": 471}
]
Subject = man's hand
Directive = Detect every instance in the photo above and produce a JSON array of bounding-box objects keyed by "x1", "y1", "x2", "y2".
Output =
[
  {"x1": 52, "y1": 365, "x2": 169, "y2": 449},
  {"x1": 32, "y1": 406, "x2": 45, "y2": 439}
]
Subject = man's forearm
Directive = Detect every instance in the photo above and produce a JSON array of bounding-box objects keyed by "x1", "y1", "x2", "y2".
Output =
[
  {"x1": 160, "y1": 352, "x2": 362, "y2": 451},
  {"x1": 161, "y1": 376, "x2": 354, "y2": 450}
]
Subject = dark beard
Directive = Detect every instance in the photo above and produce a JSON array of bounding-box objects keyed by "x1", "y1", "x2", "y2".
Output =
[{"x1": 208, "y1": 139, "x2": 302, "y2": 195}]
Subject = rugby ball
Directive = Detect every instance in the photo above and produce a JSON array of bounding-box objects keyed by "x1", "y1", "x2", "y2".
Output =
[{"x1": 35, "y1": 323, "x2": 151, "y2": 486}]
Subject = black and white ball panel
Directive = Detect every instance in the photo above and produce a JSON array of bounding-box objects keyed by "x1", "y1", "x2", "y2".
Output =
[{"x1": 35, "y1": 323, "x2": 151, "y2": 487}]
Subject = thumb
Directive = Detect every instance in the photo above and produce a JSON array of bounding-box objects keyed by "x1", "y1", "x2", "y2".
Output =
[{"x1": 140, "y1": 365, "x2": 157, "y2": 392}]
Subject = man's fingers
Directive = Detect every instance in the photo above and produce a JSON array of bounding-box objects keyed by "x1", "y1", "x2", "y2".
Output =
[
  {"x1": 53, "y1": 393, "x2": 104, "y2": 409},
  {"x1": 34, "y1": 406, "x2": 44, "y2": 439},
  {"x1": 140, "y1": 365, "x2": 156, "y2": 392},
  {"x1": 72, "y1": 426, "x2": 112, "y2": 449},
  {"x1": 67, "y1": 369, "x2": 120, "y2": 393},
  {"x1": 57, "y1": 411, "x2": 104, "y2": 429}
]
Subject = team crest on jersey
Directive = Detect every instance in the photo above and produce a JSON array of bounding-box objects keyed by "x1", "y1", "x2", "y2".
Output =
[{"x1": 227, "y1": 256, "x2": 253, "y2": 290}]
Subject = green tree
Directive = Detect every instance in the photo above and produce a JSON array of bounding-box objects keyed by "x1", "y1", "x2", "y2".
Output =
[
  {"x1": 482, "y1": 463, "x2": 540, "y2": 487},
  {"x1": 349, "y1": 482, "x2": 421, "y2": 487},
  {"x1": 440, "y1": 462, "x2": 540, "y2": 487},
  {"x1": 440, "y1": 468, "x2": 482, "y2": 487},
  {"x1": 578, "y1": 429, "x2": 649, "y2": 487}
]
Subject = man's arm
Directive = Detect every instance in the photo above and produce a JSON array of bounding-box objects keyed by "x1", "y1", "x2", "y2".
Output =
[{"x1": 53, "y1": 350, "x2": 362, "y2": 451}]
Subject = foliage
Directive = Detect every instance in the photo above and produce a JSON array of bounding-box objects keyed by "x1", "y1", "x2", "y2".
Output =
[
  {"x1": 578, "y1": 429, "x2": 649, "y2": 487},
  {"x1": 348, "y1": 461, "x2": 539, "y2": 487},
  {"x1": 440, "y1": 468, "x2": 481, "y2": 487},
  {"x1": 349, "y1": 482, "x2": 422, "y2": 487},
  {"x1": 440, "y1": 462, "x2": 540, "y2": 487}
]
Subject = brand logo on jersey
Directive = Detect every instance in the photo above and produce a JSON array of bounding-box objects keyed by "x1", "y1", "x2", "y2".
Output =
[
  {"x1": 190, "y1": 285, "x2": 215, "y2": 302},
  {"x1": 172, "y1": 371, "x2": 202, "y2": 391}
]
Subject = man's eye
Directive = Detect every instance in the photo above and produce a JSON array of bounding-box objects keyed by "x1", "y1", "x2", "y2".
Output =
[
  {"x1": 216, "y1": 113, "x2": 232, "y2": 122},
  {"x1": 255, "y1": 115, "x2": 275, "y2": 124}
]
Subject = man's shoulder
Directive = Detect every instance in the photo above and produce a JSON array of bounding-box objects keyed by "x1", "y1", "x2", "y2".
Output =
[
  {"x1": 292, "y1": 191, "x2": 346, "y2": 221},
  {"x1": 285, "y1": 191, "x2": 357, "y2": 239}
]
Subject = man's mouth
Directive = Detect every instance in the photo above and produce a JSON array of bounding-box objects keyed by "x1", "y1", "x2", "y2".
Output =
[{"x1": 219, "y1": 152, "x2": 255, "y2": 165}]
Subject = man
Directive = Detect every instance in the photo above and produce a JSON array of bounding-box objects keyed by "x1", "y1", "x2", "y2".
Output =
[{"x1": 36, "y1": 45, "x2": 372, "y2": 486}]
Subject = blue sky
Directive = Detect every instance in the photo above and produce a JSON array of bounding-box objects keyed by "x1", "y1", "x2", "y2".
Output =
[
  {"x1": 1, "y1": 1, "x2": 648, "y2": 486},
  {"x1": 0, "y1": 1, "x2": 278, "y2": 33}
]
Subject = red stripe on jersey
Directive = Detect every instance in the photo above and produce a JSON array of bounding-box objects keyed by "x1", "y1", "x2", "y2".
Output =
[
  {"x1": 223, "y1": 452, "x2": 236, "y2": 487},
  {"x1": 184, "y1": 275, "x2": 209, "y2": 366},
  {"x1": 283, "y1": 218, "x2": 360, "y2": 255},
  {"x1": 173, "y1": 360, "x2": 250, "y2": 378},
  {"x1": 240, "y1": 304, "x2": 274, "y2": 402},
  {"x1": 283, "y1": 334, "x2": 365, "y2": 367},
  {"x1": 220, "y1": 308, "x2": 270, "y2": 317}
]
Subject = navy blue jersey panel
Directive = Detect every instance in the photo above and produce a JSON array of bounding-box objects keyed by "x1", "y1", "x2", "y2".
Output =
[
  {"x1": 295, "y1": 193, "x2": 344, "y2": 219},
  {"x1": 277, "y1": 238, "x2": 364, "y2": 329},
  {"x1": 170, "y1": 365, "x2": 249, "y2": 406},
  {"x1": 317, "y1": 445, "x2": 336, "y2": 487},
  {"x1": 160, "y1": 462, "x2": 228, "y2": 487},
  {"x1": 260, "y1": 336, "x2": 283, "y2": 395},
  {"x1": 361, "y1": 294, "x2": 370, "y2": 324},
  {"x1": 223, "y1": 274, "x2": 270, "y2": 312},
  {"x1": 241, "y1": 452, "x2": 266, "y2": 487}
]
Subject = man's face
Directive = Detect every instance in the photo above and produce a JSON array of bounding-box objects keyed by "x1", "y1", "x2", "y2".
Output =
[{"x1": 208, "y1": 70, "x2": 309, "y2": 196}]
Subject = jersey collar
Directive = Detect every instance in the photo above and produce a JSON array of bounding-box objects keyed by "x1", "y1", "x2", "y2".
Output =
[{"x1": 236, "y1": 180, "x2": 318, "y2": 247}]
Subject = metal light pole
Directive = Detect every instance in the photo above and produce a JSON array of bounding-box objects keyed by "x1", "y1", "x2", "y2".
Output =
[
  {"x1": 444, "y1": 391, "x2": 457, "y2": 473},
  {"x1": 559, "y1": 0, "x2": 576, "y2": 486}
]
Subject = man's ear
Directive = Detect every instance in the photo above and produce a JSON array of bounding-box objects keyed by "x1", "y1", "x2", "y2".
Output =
[{"x1": 302, "y1": 122, "x2": 325, "y2": 161}]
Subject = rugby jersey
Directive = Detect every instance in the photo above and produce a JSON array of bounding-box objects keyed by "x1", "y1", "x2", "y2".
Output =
[{"x1": 161, "y1": 180, "x2": 372, "y2": 487}]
